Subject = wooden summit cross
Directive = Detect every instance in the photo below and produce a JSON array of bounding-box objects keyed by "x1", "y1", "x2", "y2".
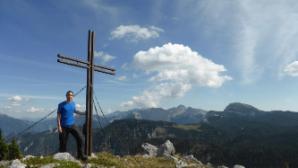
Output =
[{"x1": 57, "y1": 30, "x2": 116, "y2": 156}]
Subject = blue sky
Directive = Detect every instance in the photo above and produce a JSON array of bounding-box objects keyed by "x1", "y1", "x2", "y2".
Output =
[{"x1": 1, "y1": 0, "x2": 298, "y2": 118}]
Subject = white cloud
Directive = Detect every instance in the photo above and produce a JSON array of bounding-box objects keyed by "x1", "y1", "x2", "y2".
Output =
[
  {"x1": 76, "y1": 103, "x2": 85, "y2": 111},
  {"x1": 121, "y1": 43, "x2": 231, "y2": 109},
  {"x1": 26, "y1": 106, "x2": 44, "y2": 113},
  {"x1": 3, "y1": 106, "x2": 12, "y2": 110},
  {"x1": 118, "y1": 76, "x2": 127, "y2": 81},
  {"x1": 8, "y1": 95, "x2": 22, "y2": 102},
  {"x1": 94, "y1": 51, "x2": 115, "y2": 64},
  {"x1": 111, "y1": 25, "x2": 163, "y2": 41},
  {"x1": 8, "y1": 95, "x2": 23, "y2": 106},
  {"x1": 284, "y1": 61, "x2": 298, "y2": 76}
]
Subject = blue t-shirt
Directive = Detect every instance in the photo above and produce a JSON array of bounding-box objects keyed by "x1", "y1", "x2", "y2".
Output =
[{"x1": 58, "y1": 101, "x2": 76, "y2": 127}]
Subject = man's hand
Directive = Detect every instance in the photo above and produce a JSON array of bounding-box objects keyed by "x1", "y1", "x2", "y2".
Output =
[{"x1": 58, "y1": 126, "x2": 63, "y2": 133}]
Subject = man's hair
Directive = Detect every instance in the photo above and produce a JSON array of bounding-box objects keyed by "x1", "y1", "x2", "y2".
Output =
[{"x1": 66, "y1": 90, "x2": 74, "y2": 96}]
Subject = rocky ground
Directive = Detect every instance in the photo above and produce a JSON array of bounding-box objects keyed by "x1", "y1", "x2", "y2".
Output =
[{"x1": 0, "y1": 140, "x2": 245, "y2": 168}]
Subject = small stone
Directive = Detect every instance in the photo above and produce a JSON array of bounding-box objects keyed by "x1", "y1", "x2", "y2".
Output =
[
  {"x1": 90, "y1": 153, "x2": 97, "y2": 159},
  {"x1": 22, "y1": 155, "x2": 35, "y2": 161},
  {"x1": 183, "y1": 155, "x2": 201, "y2": 164},
  {"x1": 170, "y1": 156, "x2": 188, "y2": 168},
  {"x1": 217, "y1": 166, "x2": 229, "y2": 168},
  {"x1": 83, "y1": 163, "x2": 92, "y2": 168},
  {"x1": 40, "y1": 163, "x2": 57, "y2": 168},
  {"x1": 233, "y1": 165, "x2": 246, "y2": 168}
]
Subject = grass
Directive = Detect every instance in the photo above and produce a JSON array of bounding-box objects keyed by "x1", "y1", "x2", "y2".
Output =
[
  {"x1": 15, "y1": 152, "x2": 207, "y2": 168},
  {"x1": 122, "y1": 155, "x2": 176, "y2": 168},
  {"x1": 23, "y1": 156, "x2": 81, "y2": 168},
  {"x1": 88, "y1": 152, "x2": 176, "y2": 168},
  {"x1": 88, "y1": 152, "x2": 123, "y2": 167}
]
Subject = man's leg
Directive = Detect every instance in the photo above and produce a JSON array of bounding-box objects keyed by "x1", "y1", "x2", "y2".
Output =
[
  {"x1": 69, "y1": 125, "x2": 86, "y2": 160},
  {"x1": 59, "y1": 127, "x2": 69, "y2": 152}
]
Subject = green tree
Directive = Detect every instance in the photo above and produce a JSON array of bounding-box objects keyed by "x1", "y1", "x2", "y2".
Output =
[
  {"x1": 0, "y1": 129, "x2": 8, "y2": 160},
  {"x1": 7, "y1": 139, "x2": 22, "y2": 160}
]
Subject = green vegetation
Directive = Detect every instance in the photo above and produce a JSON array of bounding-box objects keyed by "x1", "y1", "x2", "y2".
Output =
[
  {"x1": 17, "y1": 152, "x2": 206, "y2": 168},
  {"x1": 87, "y1": 152, "x2": 176, "y2": 168},
  {"x1": 23, "y1": 156, "x2": 81, "y2": 168},
  {"x1": 0, "y1": 130, "x2": 8, "y2": 160},
  {"x1": 88, "y1": 152, "x2": 122, "y2": 167},
  {"x1": 0, "y1": 129, "x2": 22, "y2": 161},
  {"x1": 7, "y1": 139, "x2": 22, "y2": 160},
  {"x1": 122, "y1": 155, "x2": 176, "y2": 168}
]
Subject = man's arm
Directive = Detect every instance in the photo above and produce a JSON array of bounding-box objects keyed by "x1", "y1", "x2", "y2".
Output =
[
  {"x1": 57, "y1": 112, "x2": 62, "y2": 133},
  {"x1": 74, "y1": 110, "x2": 86, "y2": 115}
]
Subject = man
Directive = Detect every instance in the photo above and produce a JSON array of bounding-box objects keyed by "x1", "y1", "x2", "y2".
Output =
[{"x1": 57, "y1": 90, "x2": 87, "y2": 160}]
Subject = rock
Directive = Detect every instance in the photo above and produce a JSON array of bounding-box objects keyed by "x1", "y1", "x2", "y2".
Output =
[
  {"x1": 22, "y1": 155, "x2": 35, "y2": 161},
  {"x1": 83, "y1": 163, "x2": 92, "y2": 168},
  {"x1": 142, "y1": 140, "x2": 175, "y2": 157},
  {"x1": 0, "y1": 160, "x2": 10, "y2": 167},
  {"x1": 90, "y1": 153, "x2": 97, "y2": 159},
  {"x1": 176, "y1": 159, "x2": 188, "y2": 168},
  {"x1": 217, "y1": 166, "x2": 229, "y2": 168},
  {"x1": 157, "y1": 140, "x2": 175, "y2": 157},
  {"x1": 233, "y1": 165, "x2": 246, "y2": 168},
  {"x1": 169, "y1": 156, "x2": 188, "y2": 168},
  {"x1": 40, "y1": 163, "x2": 58, "y2": 168},
  {"x1": 53, "y1": 152, "x2": 76, "y2": 161},
  {"x1": 183, "y1": 155, "x2": 201, "y2": 164},
  {"x1": 141, "y1": 143, "x2": 158, "y2": 157},
  {"x1": 206, "y1": 162, "x2": 213, "y2": 167},
  {"x1": 9, "y1": 159, "x2": 26, "y2": 168}
]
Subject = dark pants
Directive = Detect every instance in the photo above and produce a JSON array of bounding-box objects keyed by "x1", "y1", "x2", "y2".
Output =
[{"x1": 59, "y1": 125, "x2": 84, "y2": 158}]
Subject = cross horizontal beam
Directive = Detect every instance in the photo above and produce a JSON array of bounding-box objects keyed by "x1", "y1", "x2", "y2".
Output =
[
  {"x1": 58, "y1": 54, "x2": 116, "y2": 72},
  {"x1": 57, "y1": 58, "x2": 115, "y2": 75}
]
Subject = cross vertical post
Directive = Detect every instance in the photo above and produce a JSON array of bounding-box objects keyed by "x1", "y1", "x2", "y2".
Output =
[
  {"x1": 85, "y1": 30, "x2": 94, "y2": 155},
  {"x1": 57, "y1": 30, "x2": 116, "y2": 156}
]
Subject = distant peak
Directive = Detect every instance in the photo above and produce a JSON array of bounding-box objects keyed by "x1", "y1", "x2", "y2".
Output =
[
  {"x1": 177, "y1": 104, "x2": 186, "y2": 109},
  {"x1": 224, "y1": 102, "x2": 259, "y2": 113}
]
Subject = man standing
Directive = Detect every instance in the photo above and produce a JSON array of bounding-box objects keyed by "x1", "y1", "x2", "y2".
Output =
[{"x1": 57, "y1": 90, "x2": 87, "y2": 160}]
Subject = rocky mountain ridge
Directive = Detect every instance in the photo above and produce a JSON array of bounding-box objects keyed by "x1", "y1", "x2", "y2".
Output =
[{"x1": 0, "y1": 140, "x2": 245, "y2": 168}]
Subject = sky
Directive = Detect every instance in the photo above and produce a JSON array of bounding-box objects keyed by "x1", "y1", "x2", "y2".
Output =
[{"x1": 2, "y1": 0, "x2": 298, "y2": 119}]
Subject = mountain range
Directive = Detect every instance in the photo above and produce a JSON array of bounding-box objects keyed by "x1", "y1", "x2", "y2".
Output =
[
  {"x1": 1, "y1": 102, "x2": 298, "y2": 167},
  {"x1": 0, "y1": 104, "x2": 207, "y2": 137}
]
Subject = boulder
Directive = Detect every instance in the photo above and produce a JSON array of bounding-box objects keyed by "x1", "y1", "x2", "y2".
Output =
[
  {"x1": 53, "y1": 152, "x2": 76, "y2": 161},
  {"x1": 141, "y1": 143, "x2": 158, "y2": 157},
  {"x1": 142, "y1": 140, "x2": 176, "y2": 157},
  {"x1": 157, "y1": 140, "x2": 175, "y2": 157}
]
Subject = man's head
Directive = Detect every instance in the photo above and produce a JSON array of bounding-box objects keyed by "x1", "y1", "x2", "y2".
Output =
[{"x1": 66, "y1": 90, "x2": 74, "y2": 102}]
